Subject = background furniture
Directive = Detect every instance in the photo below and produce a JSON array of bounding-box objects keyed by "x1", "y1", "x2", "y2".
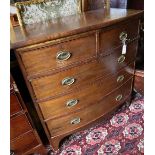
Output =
[
  {"x1": 10, "y1": 13, "x2": 19, "y2": 27},
  {"x1": 11, "y1": 8, "x2": 143, "y2": 151},
  {"x1": 134, "y1": 70, "x2": 144, "y2": 95},
  {"x1": 127, "y1": 0, "x2": 144, "y2": 10},
  {"x1": 111, "y1": 0, "x2": 127, "y2": 8},
  {"x1": 10, "y1": 74, "x2": 47, "y2": 154},
  {"x1": 15, "y1": 0, "x2": 82, "y2": 26},
  {"x1": 10, "y1": 0, "x2": 111, "y2": 27},
  {"x1": 82, "y1": 0, "x2": 110, "y2": 11}
]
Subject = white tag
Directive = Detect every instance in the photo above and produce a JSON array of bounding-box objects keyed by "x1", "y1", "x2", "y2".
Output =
[{"x1": 122, "y1": 44, "x2": 127, "y2": 54}]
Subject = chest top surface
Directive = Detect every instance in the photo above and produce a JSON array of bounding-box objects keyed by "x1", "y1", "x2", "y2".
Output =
[{"x1": 11, "y1": 8, "x2": 143, "y2": 49}]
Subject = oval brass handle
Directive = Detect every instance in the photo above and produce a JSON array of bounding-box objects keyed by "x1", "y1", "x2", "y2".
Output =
[
  {"x1": 118, "y1": 55, "x2": 126, "y2": 64},
  {"x1": 116, "y1": 94, "x2": 123, "y2": 101},
  {"x1": 62, "y1": 77, "x2": 75, "y2": 86},
  {"x1": 56, "y1": 51, "x2": 71, "y2": 61},
  {"x1": 119, "y1": 32, "x2": 128, "y2": 41},
  {"x1": 117, "y1": 75, "x2": 125, "y2": 83},
  {"x1": 70, "y1": 117, "x2": 81, "y2": 125},
  {"x1": 66, "y1": 99, "x2": 79, "y2": 108}
]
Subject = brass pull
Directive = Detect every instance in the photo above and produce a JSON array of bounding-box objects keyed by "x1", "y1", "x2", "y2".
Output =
[
  {"x1": 116, "y1": 94, "x2": 123, "y2": 101},
  {"x1": 119, "y1": 32, "x2": 128, "y2": 41},
  {"x1": 117, "y1": 75, "x2": 125, "y2": 83},
  {"x1": 70, "y1": 117, "x2": 81, "y2": 125},
  {"x1": 62, "y1": 77, "x2": 75, "y2": 86},
  {"x1": 66, "y1": 99, "x2": 79, "y2": 108},
  {"x1": 56, "y1": 51, "x2": 71, "y2": 61},
  {"x1": 118, "y1": 55, "x2": 126, "y2": 64}
]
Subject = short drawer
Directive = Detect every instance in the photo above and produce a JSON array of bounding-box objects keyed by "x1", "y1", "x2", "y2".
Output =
[
  {"x1": 31, "y1": 41, "x2": 137, "y2": 102},
  {"x1": 39, "y1": 63, "x2": 134, "y2": 120},
  {"x1": 11, "y1": 131, "x2": 40, "y2": 155},
  {"x1": 10, "y1": 113, "x2": 32, "y2": 140},
  {"x1": 10, "y1": 93, "x2": 23, "y2": 116},
  {"x1": 47, "y1": 78, "x2": 133, "y2": 137},
  {"x1": 100, "y1": 19, "x2": 139, "y2": 54},
  {"x1": 19, "y1": 32, "x2": 96, "y2": 78}
]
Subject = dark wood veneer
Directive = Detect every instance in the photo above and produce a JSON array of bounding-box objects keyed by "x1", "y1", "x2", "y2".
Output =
[
  {"x1": 39, "y1": 64, "x2": 134, "y2": 121},
  {"x1": 11, "y1": 9, "x2": 143, "y2": 49},
  {"x1": 19, "y1": 32, "x2": 96, "y2": 78},
  {"x1": 30, "y1": 41, "x2": 137, "y2": 102},
  {"x1": 11, "y1": 8, "x2": 143, "y2": 151},
  {"x1": 48, "y1": 78, "x2": 133, "y2": 148},
  {"x1": 47, "y1": 79, "x2": 132, "y2": 136},
  {"x1": 99, "y1": 19, "x2": 139, "y2": 53}
]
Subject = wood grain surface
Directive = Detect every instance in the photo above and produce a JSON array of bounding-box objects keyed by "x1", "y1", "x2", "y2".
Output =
[{"x1": 11, "y1": 9, "x2": 143, "y2": 49}]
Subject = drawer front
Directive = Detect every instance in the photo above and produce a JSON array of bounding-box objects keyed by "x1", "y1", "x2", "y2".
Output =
[
  {"x1": 19, "y1": 32, "x2": 96, "y2": 77},
  {"x1": 39, "y1": 63, "x2": 134, "y2": 120},
  {"x1": 11, "y1": 131, "x2": 40, "y2": 155},
  {"x1": 10, "y1": 113, "x2": 32, "y2": 140},
  {"x1": 31, "y1": 41, "x2": 137, "y2": 102},
  {"x1": 100, "y1": 19, "x2": 139, "y2": 54},
  {"x1": 47, "y1": 78, "x2": 133, "y2": 137},
  {"x1": 10, "y1": 93, "x2": 23, "y2": 115}
]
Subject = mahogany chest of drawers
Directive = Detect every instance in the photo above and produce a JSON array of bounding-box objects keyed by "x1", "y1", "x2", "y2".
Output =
[
  {"x1": 11, "y1": 8, "x2": 143, "y2": 151},
  {"x1": 10, "y1": 75, "x2": 47, "y2": 154}
]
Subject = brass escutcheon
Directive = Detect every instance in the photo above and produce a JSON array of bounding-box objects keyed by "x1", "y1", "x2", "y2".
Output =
[
  {"x1": 66, "y1": 99, "x2": 79, "y2": 108},
  {"x1": 56, "y1": 51, "x2": 71, "y2": 61},
  {"x1": 117, "y1": 75, "x2": 125, "y2": 83},
  {"x1": 118, "y1": 55, "x2": 126, "y2": 64},
  {"x1": 70, "y1": 117, "x2": 81, "y2": 125},
  {"x1": 62, "y1": 77, "x2": 75, "y2": 86},
  {"x1": 116, "y1": 94, "x2": 123, "y2": 101},
  {"x1": 119, "y1": 31, "x2": 128, "y2": 41}
]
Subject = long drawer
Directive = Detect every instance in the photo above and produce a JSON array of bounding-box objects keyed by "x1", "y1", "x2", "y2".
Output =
[
  {"x1": 19, "y1": 32, "x2": 96, "y2": 78},
  {"x1": 100, "y1": 19, "x2": 139, "y2": 54},
  {"x1": 39, "y1": 63, "x2": 134, "y2": 120},
  {"x1": 31, "y1": 41, "x2": 137, "y2": 102},
  {"x1": 10, "y1": 113, "x2": 32, "y2": 140},
  {"x1": 46, "y1": 78, "x2": 133, "y2": 137}
]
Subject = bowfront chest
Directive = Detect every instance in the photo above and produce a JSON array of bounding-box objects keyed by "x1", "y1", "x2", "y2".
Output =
[{"x1": 11, "y1": 8, "x2": 143, "y2": 151}]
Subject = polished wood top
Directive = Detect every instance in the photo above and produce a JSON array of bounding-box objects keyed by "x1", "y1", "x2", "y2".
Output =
[{"x1": 10, "y1": 8, "x2": 143, "y2": 49}]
